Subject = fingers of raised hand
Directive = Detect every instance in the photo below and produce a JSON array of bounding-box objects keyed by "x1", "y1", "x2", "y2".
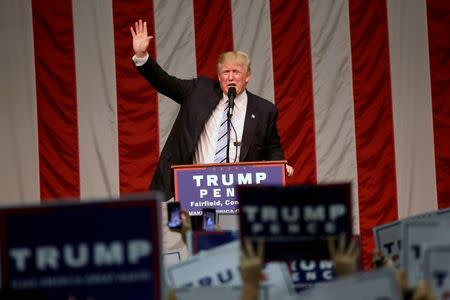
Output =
[
  {"x1": 256, "y1": 238, "x2": 264, "y2": 260},
  {"x1": 337, "y1": 233, "x2": 346, "y2": 254},
  {"x1": 327, "y1": 236, "x2": 336, "y2": 258},
  {"x1": 244, "y1": 238, "x2": 255, "y2": 258},
  {"x1": 346, "y1": 238, "x2": 358, "y2": 258},
  {"x1": 138, "y1": 19, "x2": 143, "y2": 34},
  {"x1": 133, "y1": 20, "x2": 145, "y2": 35}
]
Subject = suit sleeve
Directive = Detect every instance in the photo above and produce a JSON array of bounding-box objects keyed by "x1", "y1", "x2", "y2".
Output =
[
  {"x1": 135, "y1": 55, "x2": 195, "y2": 104},
  {"x1": 264, "y1": 107, "x2": 285, "y2": 161}
]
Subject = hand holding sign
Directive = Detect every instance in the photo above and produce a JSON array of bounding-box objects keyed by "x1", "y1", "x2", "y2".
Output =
[{"x1": 238, "y1": 184, "x2": 352, "y2": 261}]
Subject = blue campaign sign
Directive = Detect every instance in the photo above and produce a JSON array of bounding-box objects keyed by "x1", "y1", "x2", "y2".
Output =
[
  {"x1": 238, "y1": 184, "x2": 352, "y2": 261},
  {"x1": 192, "y1": 231, "x2": 239, "y2": 254},
  {"x1": 0, "y1": 193, "x2": 163, "y2": 300},
  {"x1": 173, "y1": 162, "x2": 285, "y2": 215},
  {"x1": 290, "y1": 259, "x2": 335, "y2": 293}
]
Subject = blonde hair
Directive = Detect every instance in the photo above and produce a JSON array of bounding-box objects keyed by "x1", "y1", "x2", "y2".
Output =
[{"x1": 217, "y1": 51, "x2": 251, "y2": 74}]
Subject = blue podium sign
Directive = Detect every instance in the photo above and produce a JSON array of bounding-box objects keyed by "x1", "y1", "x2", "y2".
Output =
[
  {"x1": 238, "y1": 184, "x2": 352, "y2": 261},
  {"x1": 173, "y1": 161, "x2": 286, "y2": 215},
  {"x1": 0, "y1": 193, "x2": 163, "y2": 300}
]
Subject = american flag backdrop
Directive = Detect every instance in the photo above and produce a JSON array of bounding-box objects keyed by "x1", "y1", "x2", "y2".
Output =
[{"x1": 0, "y1": 0, "x2": 449, "y2": 268}]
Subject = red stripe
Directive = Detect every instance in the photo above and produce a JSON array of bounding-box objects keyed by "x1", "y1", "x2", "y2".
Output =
[
  {"x1": 270, "y1": 0, "x2": 317, "y2": 185},
  {"x1": 427, "y1": 0, "x2": 450, "y2": 209},
  {"x1": 349, "y1": 0, "x2": 398, "y2": 269},
  {"x1": 193, "y1": 0, "x2": 234, "y2": 78},
  {"x1": 113, "y1": 0, "x2": 159, "y2": 194},
  {"x1": 32, "y1": 0, "x2": 80, "y2": 201}
]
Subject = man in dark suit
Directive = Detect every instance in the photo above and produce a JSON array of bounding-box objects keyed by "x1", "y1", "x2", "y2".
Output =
[{"x1": 131, "y1": 20, "x2": 293, "y2": 200}]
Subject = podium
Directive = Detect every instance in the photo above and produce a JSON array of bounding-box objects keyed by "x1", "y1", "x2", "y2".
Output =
[{"x1": 172, "y1": 160, "x2": 287, "y2": 215}]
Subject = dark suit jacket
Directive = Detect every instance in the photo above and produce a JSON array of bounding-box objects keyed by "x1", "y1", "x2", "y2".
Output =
[{"x1": 136, "y1": 56, "x2": 285, "y2": 200}]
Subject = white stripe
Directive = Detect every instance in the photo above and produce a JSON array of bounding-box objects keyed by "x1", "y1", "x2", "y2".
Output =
[
  {"x1": 73, "y1": 0, "x2": 120, "y2": 199},
  {"x1": 154, "y1": 0, "x2": 196, "y2": 262},
  {"x1": 0, "y1": 0, "x2": 40, "y2": 204},
  {"x1": 309, "y1": 0, "x2": 360, "y2": 232},
  {"x1": 387, "y1": 0, "x2": 437, "y2": 218},
  {"x1": 154, "y1": 0, "x2": 197, "y2": 152},
  {"x1": 232, "y1": 0, "x2": 275, "y2": 102}
]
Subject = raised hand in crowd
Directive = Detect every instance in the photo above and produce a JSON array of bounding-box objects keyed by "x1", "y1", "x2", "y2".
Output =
[
  {"x1": 327, "y1": 233, "x2": 359, "y2": 278},
  {"x1": 130, "y1": 19, "x2": 152, "y2": 58},
  {"x1": 240, "y1": 238, "x2": 264, "y2": 300}
]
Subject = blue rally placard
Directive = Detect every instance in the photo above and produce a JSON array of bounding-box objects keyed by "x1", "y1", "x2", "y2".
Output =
[
  {"x1": 289, "y1": 259, "x2": 335, "y2": 293},
  {"x1": 0, "y1": 193, "x2": 163, "y2": 300},
  {"x1": 173, "y1": 162, "x2": 285, "y2": 215},
  {"x1": 238, "y1": 184, "x2": 352, "y2": 261},
  {"x1": 191, "y1": 231, "x2": 239, "y2": 254}
]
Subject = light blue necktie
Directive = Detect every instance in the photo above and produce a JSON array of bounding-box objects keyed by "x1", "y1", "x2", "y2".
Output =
[{"x1": 214, "y1": 108, "x2": 231, "y2": 163}]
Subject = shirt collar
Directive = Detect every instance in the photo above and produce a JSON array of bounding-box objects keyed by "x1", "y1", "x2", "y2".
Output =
[{"x1": 222, "y1": 90, "x2": 247, "y2": 111}]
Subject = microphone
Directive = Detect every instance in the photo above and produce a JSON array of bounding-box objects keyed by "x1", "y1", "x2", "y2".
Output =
[{"x1": 227, "y1": 85, "x2": 236, "y2": 116}]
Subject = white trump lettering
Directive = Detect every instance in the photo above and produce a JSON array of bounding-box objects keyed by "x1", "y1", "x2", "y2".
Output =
[
  {"x1": 242, "y1": 206, "x2": 259, "y2": 222},
  {"x1": 199, "y1": 189, "x2": 207, "y2": 198},
  {"x1": 269, "y1": 223, "x2": 281, "y2": 234},
  {"x1": 64, "y1": 243, "x2": 88, "y2": 268},
  {"x1": 300, "y1": 260, "x2": 316, "y2": 271},
  {"x1": 323, "y1": 270, "x2": 334, "y2": 280},
  {"x1": 330, "y1": 204, "x2": 346, "y2": 220},
  {"x1": 9, "y1": 248, "x2": 31, "y2": 272},
  {"x1": 193, "y1": 175, "x2": 204, "y2": 187},
  {"x1": 206, "y1": 175, "x2": 218, "y2": 186},
  {"x1": 94, "y1": 241, "x2": 124, "y2": 266},
  {"x1": 261, "y1": 206, "x2": 278, "y2": 222},
  {"x1": 8, "y1": 240, "x2": 152, "y2": 272},
  {"x1": 288, "y1": 223, "x2": 301, "y2": 234},
  {"x1": 251, "y1": 223, "x2": 264, "y2": 233},
  {"x1": 281, "y1": 206, "x2": 299, "y2": 222},
  {"x1": 320, "y1": 260, "x2": 333, "y2": 269},
  {"x1": 255, "y1": 172, "x2": 267, "y2": 184},
  {"x1": 128, "y1": 239, "x2": 152, "y2": 264},
  {"x1": 37, "y1": 246, "x2": 59, "y2": 270},
  {"x1": 222, "y1": 174, "x2": 233, "y2": 186},
  {"x1": 306, "y1": 272, "x2": 317, "y2": 281},
  {"x1": 303, "y1": 206, "x2": 325, "y2": 221},
  {"x1": 243, "y1": 203, "x2": 347, "y2": 235},
  {"x1": 237, "y1": 173, "x2": 252, "y2": 184}
]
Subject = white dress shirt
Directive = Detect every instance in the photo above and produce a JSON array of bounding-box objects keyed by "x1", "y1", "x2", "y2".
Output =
[{"x1": 193, "y1": 91, "x2": 247, "y2": 164}]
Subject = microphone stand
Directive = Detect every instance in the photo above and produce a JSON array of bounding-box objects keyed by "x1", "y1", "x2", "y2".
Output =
[
  {"x1": 226, "y1": 86, "x2": 236, "y2": 163},
  {"x1": 226, "y1": 106, "x2": 232, "y2": 163}
]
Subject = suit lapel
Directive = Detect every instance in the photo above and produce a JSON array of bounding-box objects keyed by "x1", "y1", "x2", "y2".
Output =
[{"x1": 240, "y1": 92, "x2": 258, "y2": 161}]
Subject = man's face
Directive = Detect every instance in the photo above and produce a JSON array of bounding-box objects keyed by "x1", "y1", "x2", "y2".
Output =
[{"x1": 218, "y1": 60, "x2": 251, "y2": 96}]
